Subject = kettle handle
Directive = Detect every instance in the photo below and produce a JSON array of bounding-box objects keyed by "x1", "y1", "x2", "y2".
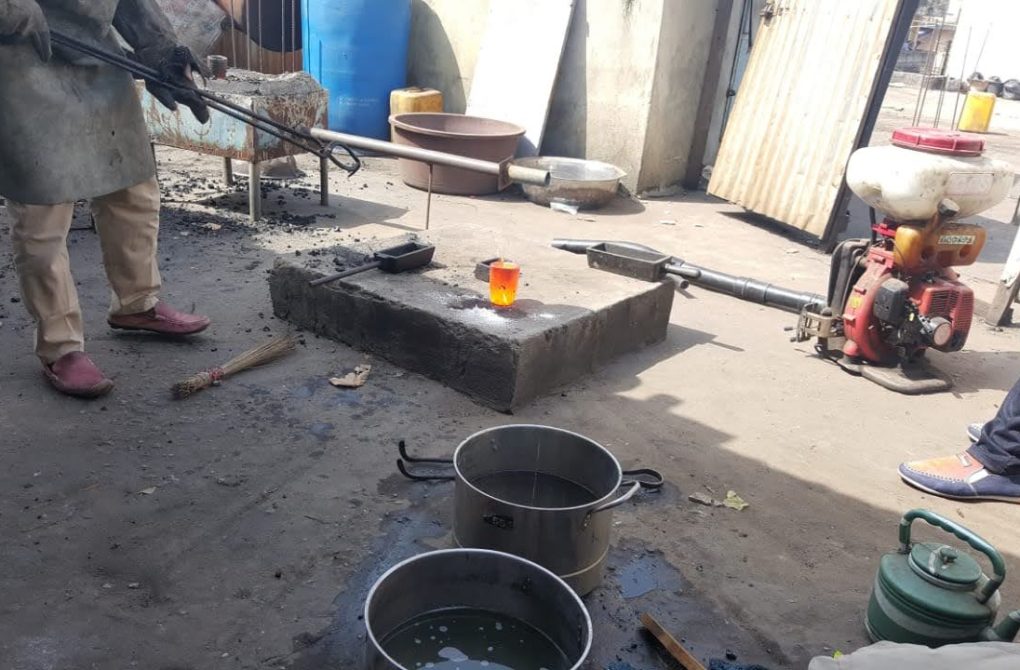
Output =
[{"x1": 900, "y1": 509, "x2": 1006, "y2": 603}]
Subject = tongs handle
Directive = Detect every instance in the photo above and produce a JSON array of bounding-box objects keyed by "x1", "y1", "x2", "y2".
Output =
[
  {"x1": 309, "y1": 260, "x2": 381, "y2": 287},
  {"x1": 48, "y1": 30, "x2": 361, "y2": 176}
]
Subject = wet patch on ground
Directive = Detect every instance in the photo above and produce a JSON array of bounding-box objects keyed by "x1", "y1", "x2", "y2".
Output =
[
  {"x1": 275, "y1": 472, "x2": 452, "y2": 669},
  {"x1": 591, "y1": 541, "x2": 783, "y2": 669},
  {"x1": 275, "y1": 477, "x2": 782, "y2": 669}
]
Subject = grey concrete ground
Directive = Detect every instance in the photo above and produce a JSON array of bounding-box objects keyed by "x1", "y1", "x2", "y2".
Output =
[{"x1": 3, "y1": 95, "x2": 1020, "y2": 669}]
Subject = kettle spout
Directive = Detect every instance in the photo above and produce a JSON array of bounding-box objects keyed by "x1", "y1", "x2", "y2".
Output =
[{"x1": 984, "y1": 610, "x2": 1020, "y2": 642}]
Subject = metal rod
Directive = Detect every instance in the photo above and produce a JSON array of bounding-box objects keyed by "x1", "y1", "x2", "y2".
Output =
[
  {"x1": 249, "y1": 160, "x2": 261, "y2": 222},
  {"x1": 320, "y1": 155, "x2": 329, "y2": 206},
  {"x1": 951, "y1": 26, "x2": 973, "y2": 130},
  {"x1": 912, "y1": 20, "x2": 938, "y2": 125},
  {"x1": 425, "y1": 164, "x2": 433, "y2": 230},
  {"x1": 258, "y1": 0, "x2": 264, "y2": 72},
  {"x1": 309, "y1": 260, "x2": 382, "y2": 287},
  {"x1": 915, "y1": 33, "x2": 937, "y2": 126},
  {"x1": 973, "y1": 25, "x2": 990, "y2": 75},
  {"x1": 291, "y1": 0, "x2": 297, "y2": 72},
  {"x1": 309, "y1": 128, "x2": 549, "y2": 187},
  {"x1": 930, "y1": 18, "x2": 947, "y2": 127},
  {"x1": 223, "y1": 157, "x2": 234, "y2": 185},
  {"x1": 229, "y1": 0, "x2": 237, "y2": 67},
  {"x1": 281, "y1": 0, "x2": 285, "y2": 73},
  {"x1": 246, "y1": 0, "x2": 252, "y2": 70}
]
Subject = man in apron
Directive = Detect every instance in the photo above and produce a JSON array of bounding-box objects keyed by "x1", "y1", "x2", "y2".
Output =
[{"x1": 1, "y1": 0, "x2": 211, "y2": 398}]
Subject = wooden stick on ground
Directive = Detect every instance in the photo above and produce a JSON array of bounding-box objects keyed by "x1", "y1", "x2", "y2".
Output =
[
  {"x1": 172, "y1": 334, "x2": 298, "y2": 399},
  {"x1": 640, "y1": 612, "x2": 708, "y2": 670}
]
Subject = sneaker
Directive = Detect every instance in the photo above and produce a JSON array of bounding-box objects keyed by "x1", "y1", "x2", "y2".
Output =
[
  {"x1": 43, "y1": 351, "x2": 114, "y2": 398},
  {"x1": 899, "y1": 453, "x2": 1020, "y2": 503},
  {"x1": 108, "y1": 301, "x2": 210, "y2": 335},
  {"x1": 967, "y1": 422, "x2": 985, "y2": 443}
]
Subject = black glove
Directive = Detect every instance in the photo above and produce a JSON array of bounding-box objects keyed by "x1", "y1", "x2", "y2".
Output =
[
  {"x1": 0, "y1": 0, "x2": 52, "y2": 61},
  {"x1": 142, "y1": 45, "x2": 210, "y2": 124}
]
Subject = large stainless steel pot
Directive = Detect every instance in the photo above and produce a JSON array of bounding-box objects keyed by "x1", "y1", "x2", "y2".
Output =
[
  {"x1": 453, "y1": 425, "x2": 639, "y2": 595},
  {"x1": 364, "y1": 548, "x2": 591, "y2": 670}
]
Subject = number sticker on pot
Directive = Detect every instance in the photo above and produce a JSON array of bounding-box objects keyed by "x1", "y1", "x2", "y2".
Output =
[{"x1": 483, "y1": 514, "x2": 514, "y2": 530}]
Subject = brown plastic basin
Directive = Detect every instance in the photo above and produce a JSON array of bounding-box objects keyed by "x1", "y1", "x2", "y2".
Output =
[{"x1": 389, "y1": 113, "x2": 525, "y2": 195}]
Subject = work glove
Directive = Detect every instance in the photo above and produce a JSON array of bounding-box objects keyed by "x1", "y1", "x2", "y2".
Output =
[
  {"x1": 138, "y1": 45, "x2": 210, "y2": 124},
  {"x1": 0, "y1": 0, "x2": 51, "y2": 61}
]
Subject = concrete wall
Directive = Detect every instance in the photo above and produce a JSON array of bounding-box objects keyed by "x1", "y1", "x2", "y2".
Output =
[
  {"x1": 407, "y1": 0, "x2": 491, "y2": 113},
  {"x1": 945, "y1": 0, "x2": 1020, "y2": 81},
  {"x1": 543, "y1": 0, "x2": 665, "y2": 189},
  {"x1": 406, "y1": 0, "x2": 720, "y2": 192},
  {"x1": 639, "y1": 0, "x2": 719, "y2": 191}
]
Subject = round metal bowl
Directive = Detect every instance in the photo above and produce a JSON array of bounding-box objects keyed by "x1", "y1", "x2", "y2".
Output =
[{"x1": 512, "y1": 156, "x2": 626, "y2": 210}]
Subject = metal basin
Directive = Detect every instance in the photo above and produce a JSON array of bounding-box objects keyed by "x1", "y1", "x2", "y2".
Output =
[
  {"x1": 512, "y1": 156, "x2": 625, "y2": 210},
  {"x1": 364, "y1": 548, "x2": 591, "y2": 670},
  {"x1": 390, "y1": 113, "x2": 525, "y2": 195},
  {"x1": 453, "y1": 425, "x2": 639, "y2": 595}
]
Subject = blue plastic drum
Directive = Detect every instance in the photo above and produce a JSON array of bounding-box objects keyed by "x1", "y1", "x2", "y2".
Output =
[{"x1": 302, "y1": 0, "x2": 411, "y2": 138}]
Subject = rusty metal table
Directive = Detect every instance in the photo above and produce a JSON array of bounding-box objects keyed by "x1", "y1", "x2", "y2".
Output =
[{"x1": 137, "y1": 71, "x2": 329, "y2": 223}]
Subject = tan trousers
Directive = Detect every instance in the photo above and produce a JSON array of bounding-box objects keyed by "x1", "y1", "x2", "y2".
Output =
[{"x1": 7, "y1": 177, "x2": 162, "y2": 364}]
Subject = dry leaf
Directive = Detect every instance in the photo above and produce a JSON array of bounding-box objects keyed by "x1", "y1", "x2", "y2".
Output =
[
  {"x1": 723, "y1": 490, "x2": 749, "y2": 511},
  {"x1": 138, "y1": 487, "x2": 157, "y2": 495},
  {"x1": 329, "y1": 364, "x2": 372, "y2": 389}
]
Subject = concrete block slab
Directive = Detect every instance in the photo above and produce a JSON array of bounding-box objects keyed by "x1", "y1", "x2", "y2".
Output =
[{"x1": 269, "y1": 226, "x2": 674, "y2": 411}]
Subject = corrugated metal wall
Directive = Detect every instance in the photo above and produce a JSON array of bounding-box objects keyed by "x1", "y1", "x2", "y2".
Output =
[{"x1": 707, "y1": 0, "x2": 903, "y2": 239}]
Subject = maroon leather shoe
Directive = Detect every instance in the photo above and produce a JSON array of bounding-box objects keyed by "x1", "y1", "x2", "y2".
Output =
[
  {"x1": 44, "y1": 352, "x2": 114, "y2": 398},
  {"x1": 108, "y1": 301, "x2": 210, "y2": 336}
]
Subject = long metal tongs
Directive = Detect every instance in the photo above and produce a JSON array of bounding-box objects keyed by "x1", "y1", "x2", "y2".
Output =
[{"x1": 49, "y1": 30, "x2": 361, "y2": 176}]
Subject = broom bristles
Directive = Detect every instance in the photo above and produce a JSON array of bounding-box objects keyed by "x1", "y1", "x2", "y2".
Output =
[
  {"x1": 172, "y1": 334, "x2": 298, "y2": 399},
  {"x1": 220, "y1": 334, "x2": 298, "y2": 374}
]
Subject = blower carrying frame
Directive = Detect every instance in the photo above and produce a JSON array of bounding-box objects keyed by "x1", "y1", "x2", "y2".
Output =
[{"x1": 553, "y1": 238, "x2": 953, "y2": 394}]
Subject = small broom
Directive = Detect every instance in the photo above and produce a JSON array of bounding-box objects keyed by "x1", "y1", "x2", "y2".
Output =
[{"x1": 172, "y1": 334, "x2": 299, "y2": 399}]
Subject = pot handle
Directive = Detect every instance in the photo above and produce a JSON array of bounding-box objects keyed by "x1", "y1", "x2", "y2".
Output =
[
  {"x1": 622, "y1": 468, "x2": 664, "y2": 490},
  {"x1": 588, "y1": 480, "x2": 641, "y2": 516},
  {"x1": 395, "y1": 440, "x2": 455, "y2": 482},
  {"x1": 899, "y1": 508, "x2": 1006, "y2": 603}
]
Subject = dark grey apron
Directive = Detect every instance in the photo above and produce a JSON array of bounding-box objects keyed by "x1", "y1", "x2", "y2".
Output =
[{"x1": 0, "y1": 0, "x2": 177, "y2": 204}]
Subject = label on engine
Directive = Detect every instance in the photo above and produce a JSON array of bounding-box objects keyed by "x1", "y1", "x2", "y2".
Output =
[
  {"x1": 946, "y1": 172, "x2": 994, "y2": 196},
  {"x1": 938, "y1": 234, "x2": 978, "y2": 245}
]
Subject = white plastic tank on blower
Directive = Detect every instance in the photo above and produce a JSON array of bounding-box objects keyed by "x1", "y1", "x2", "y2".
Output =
[{"x1": 846, "y1": 127, "x2": 1012, "y2": 222}]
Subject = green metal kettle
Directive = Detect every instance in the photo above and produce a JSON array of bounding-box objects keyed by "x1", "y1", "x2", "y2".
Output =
[{"x1": 866, "y1": 508, "x2": 1020, "y2": 646}]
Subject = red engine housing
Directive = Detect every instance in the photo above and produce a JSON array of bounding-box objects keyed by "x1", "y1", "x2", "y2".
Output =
[{"x1": 842, "y1": 247, "x2": 974, "y2": 363}]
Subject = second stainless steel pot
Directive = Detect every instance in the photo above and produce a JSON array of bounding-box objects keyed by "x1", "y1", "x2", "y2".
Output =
[{"x1": 452, "y1": 424, "x2": 640, "y2": 595}]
